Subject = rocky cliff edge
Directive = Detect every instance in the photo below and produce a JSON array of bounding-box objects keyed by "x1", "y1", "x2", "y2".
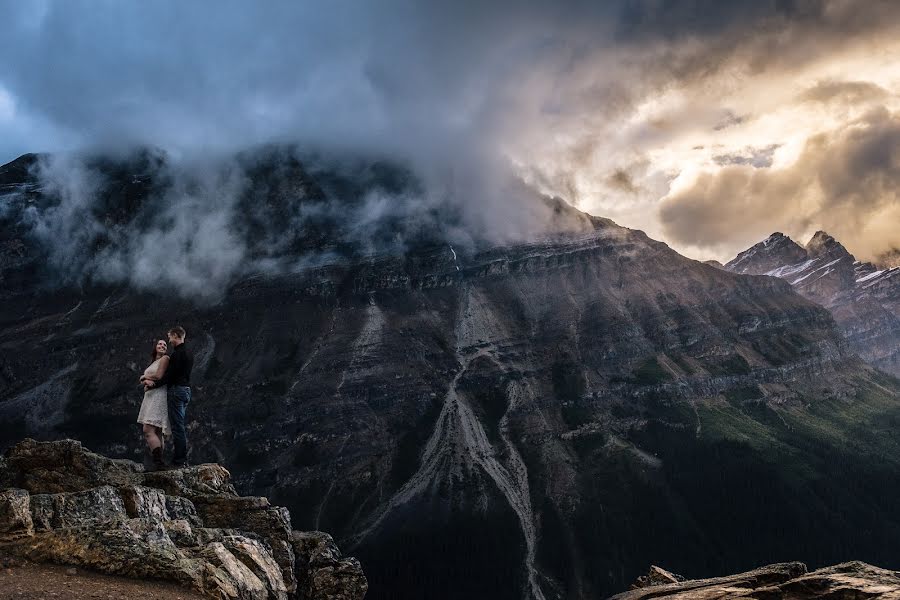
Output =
[
  {"x1": 0, "y1": 438, "x2": 367, "y2": 600},
  {"x1": 612, "y1": 561, "x2": 900, "y2": 600}
]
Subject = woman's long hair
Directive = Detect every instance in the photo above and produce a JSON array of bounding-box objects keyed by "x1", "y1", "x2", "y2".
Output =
[{"x1": 150, "y1": 340, "x2": 166, "y2": 363}]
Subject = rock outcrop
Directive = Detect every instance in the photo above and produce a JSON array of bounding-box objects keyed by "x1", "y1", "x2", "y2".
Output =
[
  {"x1": 726, "y1": 231, "x2": 900, "y2": 376},
  {"x1": 0, "y1": 438, "x2": 367, "y2": 600},
  {"x1": 629, "y1": 566, "x2": 684, "y2": 589},
  {"x1": 612, "y1": 561, "x2": 900, "y2": 600}
]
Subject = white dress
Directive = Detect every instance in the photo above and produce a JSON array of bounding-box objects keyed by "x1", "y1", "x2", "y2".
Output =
[{"x1": 137, "y1": 358, "x2": 170, "y2": 435}]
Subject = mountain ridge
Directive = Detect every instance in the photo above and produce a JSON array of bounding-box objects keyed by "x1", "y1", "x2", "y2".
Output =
[{"x1": 725, "y1": 230, "x2": 900, "y2": 376}]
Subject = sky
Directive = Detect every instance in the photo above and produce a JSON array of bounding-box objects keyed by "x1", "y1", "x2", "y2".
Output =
[{"x1": 1, "y1": 0, "x2": 900, "y2": 264}]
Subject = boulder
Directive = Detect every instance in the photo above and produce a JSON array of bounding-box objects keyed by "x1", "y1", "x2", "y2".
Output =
[
  {"x1": 142, "y1": 463, "x2": 237, "y2": 498},
  {"x1": 3, "y1": 438, "x2": 141, "y2": 493},
  {"x1": 291, "y1": 531, "x2": 369, "y2": 600},
  {"x1": 30, "y1": 485, "x2": 129, "y2": 529},
  {"x1": 629, "y1": 565, "x2": 684, "y2": 589},
  {"x1": 0, "y1": 488, "x2": 32, "y2": 538},
  {"x1": 0, "y1": 439, "x2": 367, "y2": 600}
]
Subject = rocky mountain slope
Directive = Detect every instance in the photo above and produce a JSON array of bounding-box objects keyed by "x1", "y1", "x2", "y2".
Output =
[
  {"x1": 613, "y1": 561, "x2": 900, "y2": 600},
  {"x1": 0, "y1": 438, "x2": 367, "y2": 600},
  {"x1": 2, "y1": 150, "x2": 900, "y2": 599},
  {"x1": 725, "y1": 232, "x2": 900, "y2": 376}
]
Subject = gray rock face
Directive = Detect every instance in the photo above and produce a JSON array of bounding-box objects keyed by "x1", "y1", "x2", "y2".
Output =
[
  {"x1": 727, "y1": 232, "x2": 809, "y2": 276},
  {"x1": 0, "y1": 439, "x2": 367, "y2": 600},
  {"x1": 292, "y1": 532, "x2": 369, "y2": 600},
  {"x1": 2, "y1": 152, "x2": 900, "y2": 599},
  {"x1": 725, "y1": 231, "x2": 900, "y2": 376},
  {"x1": 612, "y1": 561, "x2": 900, "y2": 600}
]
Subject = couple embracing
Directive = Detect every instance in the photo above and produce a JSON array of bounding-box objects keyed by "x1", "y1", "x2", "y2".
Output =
[{"x1": 137, "y1": 326, "x2": 194, "y2": 470}]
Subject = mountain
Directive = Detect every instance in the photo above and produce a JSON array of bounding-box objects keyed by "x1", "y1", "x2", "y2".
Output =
[
  {"x1": 2, "y1": 150, "x2": 900, "y2": 599},
  {"x1": 725, "y1": 231, "x2": 900, "y2": 376}
]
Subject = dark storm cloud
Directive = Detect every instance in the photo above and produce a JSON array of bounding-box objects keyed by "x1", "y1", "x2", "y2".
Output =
[
  {"x1": 3, "y1": 0, "x2": 899, "y2": 163},
  {"x1": 2, "y1": 0, "x2": 900, "y2": 281},
  {"x1": 0, "y1": 1, "x2": 617, "y2": 161}
]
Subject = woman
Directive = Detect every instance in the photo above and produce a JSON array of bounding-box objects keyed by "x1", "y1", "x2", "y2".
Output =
[{"x1": 138, "y1": 339, "x2": 170, "y2": 470}]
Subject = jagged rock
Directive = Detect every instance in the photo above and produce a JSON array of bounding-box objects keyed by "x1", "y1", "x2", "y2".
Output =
[
  {"x1": 292, "y1": 532, "x2": 368, "y2": 600},
  {"x1": 199, "y1": 540, "x2": 273, "y2": 600},
  {"x1": 727, "y1": 232, "x2": 809, "y2": 276},
  {"x1": 224, "y1": 536, "x2": 290, "y2": 600},
  {"x1": 193, "y1": 494, "x2": 296, "y2": 594},
  {"x1": 142, "y1": 464, "x2": 238, "y2": 498},
  {"x1": 629, "y1": 565, "x2": 684, "y2": 589},
  {"x1": 611, "y1": 561, "x2": 900, "y2": 600},
  {"x1": 0, "y1": 456, "x2": 10, "y2": 489},
  {"x1": 30, "y1": 485, "x2": 129, "y2": 529},
  {"x1": 4, "y1": 439, "x2": 142, "y2": 493},
  {"x1": 120, "y1": 485, "x2": 170, "y2": 521},
  {"x1": 0, "y1": 488, "x2": 32, "y2": 538},
  {"x1": 0, "y1": 439, "x2": 367, "y2": 600}
]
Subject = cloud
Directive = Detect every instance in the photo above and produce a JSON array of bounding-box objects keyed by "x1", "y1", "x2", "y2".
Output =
[
  {"x1": 3, "y1": 0, "x2": 900, "y2": 266},
  {"x1": 659, "y1": 107, "x2": 900, "y2": 261},
  {"x1": 606, "y1": 169, "x2": 640, "y2": 194},
  {"x1": 8, "y1": 144, "x2": 600, "y2": 302},
  {"x1": 798, "y1": 80, "x2": 890, "y2": 105}
]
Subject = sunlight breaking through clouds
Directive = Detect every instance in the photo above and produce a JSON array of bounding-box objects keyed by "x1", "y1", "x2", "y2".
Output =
[{"x1": 1, "y1": 1, "x2": 900, "y2": 262}]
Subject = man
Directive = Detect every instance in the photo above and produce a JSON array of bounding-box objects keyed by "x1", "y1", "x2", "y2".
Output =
[{"x1": 147, "y1": 326, "x2": 194, "y2": 467}]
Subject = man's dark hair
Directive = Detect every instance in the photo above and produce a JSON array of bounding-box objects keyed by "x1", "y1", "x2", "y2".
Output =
[{"x1": 168, "y1": 326, "x2": 186, "y2": 339}]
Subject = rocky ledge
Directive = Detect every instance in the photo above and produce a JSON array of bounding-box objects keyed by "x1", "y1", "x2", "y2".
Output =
[
  {"x1": 0, "y1": 438, "x2": 367, "y2": 600},
  {"x1": 613, "y1": 561, "x2": 900, "y2": 600}
]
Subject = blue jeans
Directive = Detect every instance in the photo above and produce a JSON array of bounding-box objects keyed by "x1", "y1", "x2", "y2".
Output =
[{"x1": 167, "y1": 386, "x2": 191, "y2": 464}]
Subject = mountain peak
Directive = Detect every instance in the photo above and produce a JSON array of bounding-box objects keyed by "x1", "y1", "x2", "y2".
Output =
[
  {"x1": 724, "y1": 232, "x2": 806, "y2": 275},
  {"x1": 806, "y1": 230, "x2": 853, "y2": 261},
  {"x1": 807, "y1": 230, "x2": 835, "y2": 245}
]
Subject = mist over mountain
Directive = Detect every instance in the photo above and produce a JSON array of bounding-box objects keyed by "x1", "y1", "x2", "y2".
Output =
[{"x1": 0, "y1": 147, "x2": 595, "y2": 301}]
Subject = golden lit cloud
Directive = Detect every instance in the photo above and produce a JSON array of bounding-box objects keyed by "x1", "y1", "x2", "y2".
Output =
[{"x1": 504, "y1": 5, "x2": 900, "y2": 262}]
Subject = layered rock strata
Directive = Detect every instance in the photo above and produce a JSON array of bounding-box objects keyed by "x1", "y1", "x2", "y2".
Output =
[
  {"x1": 613, "y1": 561, "x2": 900, "y2": 600},
  {"x1": 0, "y1": 438, "x2": 367, "y2": 600}
]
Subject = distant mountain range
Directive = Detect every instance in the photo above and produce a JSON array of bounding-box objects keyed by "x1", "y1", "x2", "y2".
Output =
[
  {"x1": 724, "y1": 231, "x2": 900, "y2": 376},
  {"x1": 1, "y1": 150, "x2": 900, "y2": 599}
]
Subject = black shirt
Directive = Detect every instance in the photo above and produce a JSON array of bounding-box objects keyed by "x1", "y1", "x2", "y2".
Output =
[{"x1": 159, "y1": 343, "x2": 193, "y2": 387}]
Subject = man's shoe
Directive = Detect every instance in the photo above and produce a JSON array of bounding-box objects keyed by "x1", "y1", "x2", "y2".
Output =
[{"x1": 150, "y1": 447, "x2": 166, "y2": 471}]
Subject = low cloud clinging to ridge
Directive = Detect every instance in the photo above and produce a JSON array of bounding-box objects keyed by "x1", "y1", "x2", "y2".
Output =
[{"x1": 1, "y1": 0, "x2": 900, "y2": 265}]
